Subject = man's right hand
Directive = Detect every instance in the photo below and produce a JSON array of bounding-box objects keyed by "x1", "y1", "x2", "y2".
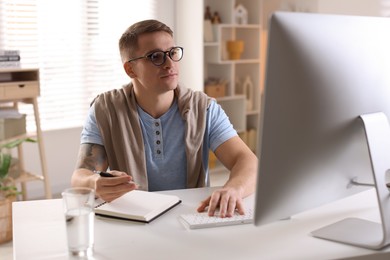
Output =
[{"x1": 95, "y1": 171, "x2": 138, "y2": 202}]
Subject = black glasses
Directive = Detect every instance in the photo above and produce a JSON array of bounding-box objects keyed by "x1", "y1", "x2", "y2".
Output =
[{"x1": 127, "y1": 47, "x2": 184, "y2": 66}]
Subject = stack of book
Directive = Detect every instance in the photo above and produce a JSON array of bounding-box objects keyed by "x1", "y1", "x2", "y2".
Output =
[{"x1": 0, "y1": 50, "x2": 21, "y2": 68}]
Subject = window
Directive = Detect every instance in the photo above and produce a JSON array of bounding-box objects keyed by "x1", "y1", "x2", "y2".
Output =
[{"x1": 0, "y1": 0, "x2": 157, "y2": 131}]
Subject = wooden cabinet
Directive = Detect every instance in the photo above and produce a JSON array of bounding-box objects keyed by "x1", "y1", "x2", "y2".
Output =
[
  {"x1": 0, "y1": 68, "x2": 51, "y2": 199},
  {"x1": 203, "y1": 0, "x2": 262, "y2": 171}
]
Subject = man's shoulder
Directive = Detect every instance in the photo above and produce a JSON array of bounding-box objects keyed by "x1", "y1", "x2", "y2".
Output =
[
  {"x1": 93, "y1": 84, "x2": 131, "y2": 105},
  {"x1": 186, "y1": 87, "x2": 211, "y2": 100},
  {"x1": 99, "y1": 85, "x2": 129, "y2": 99},
  {"x1": 177, "y1": 85, "x2": 214, "y2": 107}
]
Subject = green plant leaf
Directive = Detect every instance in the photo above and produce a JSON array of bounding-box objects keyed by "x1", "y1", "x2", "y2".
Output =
[
  {"x1": 0, "y1": 138, "x2": 33, "y2": 197},
  {"x1": 0, "y1": 153, "x2": 12, "y2": 179},
  {"x1": 0, "y1": 137, "x2": 37, "y2": 149},
  {"x1": 0, "y1": 185, "x2": 21, "y2": 197}
]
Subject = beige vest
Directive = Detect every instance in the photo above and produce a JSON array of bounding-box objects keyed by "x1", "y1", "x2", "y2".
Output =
[{"x1": 93, "y1": 83, "x2": 211, "y2": 191}]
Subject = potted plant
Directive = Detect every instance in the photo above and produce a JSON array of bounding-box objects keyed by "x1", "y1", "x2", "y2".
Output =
[{"x1": 0, "y1": 137, "x2": 36, "y2": 244}]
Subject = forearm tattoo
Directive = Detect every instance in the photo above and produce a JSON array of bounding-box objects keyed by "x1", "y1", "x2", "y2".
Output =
[{"x1": 76, "y1": 143, "x2": 108, "y2": 171}]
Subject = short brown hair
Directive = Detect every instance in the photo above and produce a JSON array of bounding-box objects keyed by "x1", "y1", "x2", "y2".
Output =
[{"x1": 119, "y1": 19, "x2": 173, "y2": 64}]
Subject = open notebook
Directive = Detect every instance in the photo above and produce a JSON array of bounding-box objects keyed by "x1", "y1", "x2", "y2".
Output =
[{"x1": 95, "y1": 190, "x2": 181, "y2": 223}]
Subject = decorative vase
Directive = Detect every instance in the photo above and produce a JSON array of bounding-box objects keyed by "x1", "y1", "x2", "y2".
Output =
[
  {"x1": 227, "y1": 40, "x2": 244, "y2": 60},
  {"x1": 242, "y1": 75, "x2": 254, "y2": 111}
]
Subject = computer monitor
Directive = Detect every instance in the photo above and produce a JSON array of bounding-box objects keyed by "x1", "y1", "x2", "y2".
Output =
[{"x1": 254, "y1": 12, "x2": 390, "y2": 249}]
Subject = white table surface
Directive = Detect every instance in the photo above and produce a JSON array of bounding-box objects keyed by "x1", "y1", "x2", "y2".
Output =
[{"x1": 12, "y1": 187, "x2": 390, "y2": 260}]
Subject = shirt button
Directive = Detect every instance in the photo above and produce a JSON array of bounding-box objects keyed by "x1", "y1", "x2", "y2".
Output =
[
  {"x1": 155, "y1": 122, "x2": 160, "y2": 127},
  {"x1": 156, "y1": 140, "x2": 161, "y2": 145},
  {"x1": 157, "y1": 150, "x2": 161, "y2": 154},
  {"x1": 156, "y1": 131, "x2": 160, "y2": 135}
]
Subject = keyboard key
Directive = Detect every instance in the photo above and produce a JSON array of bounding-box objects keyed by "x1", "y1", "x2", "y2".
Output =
[{"x1": 179, "y1": 208, "x2": 254, "y2": 229}]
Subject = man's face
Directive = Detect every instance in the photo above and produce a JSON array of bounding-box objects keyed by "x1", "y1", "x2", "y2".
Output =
[{"x1": 129, "y1": 31, "x2": 180, "y2": 95}]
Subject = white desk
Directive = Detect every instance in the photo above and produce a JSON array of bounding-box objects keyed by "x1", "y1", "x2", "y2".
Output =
[{"x1": 12, "y1": 187, "x2": 390, "y2": 260}]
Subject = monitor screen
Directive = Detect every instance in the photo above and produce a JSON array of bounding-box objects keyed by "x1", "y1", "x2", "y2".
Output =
[{"x1": 254, "y1": 12, "x2": 390, "y2": 227}]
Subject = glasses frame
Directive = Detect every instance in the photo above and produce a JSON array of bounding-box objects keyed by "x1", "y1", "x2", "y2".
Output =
[{"x1": 127, "y1": 46, "x2": 184, "y2": 66}]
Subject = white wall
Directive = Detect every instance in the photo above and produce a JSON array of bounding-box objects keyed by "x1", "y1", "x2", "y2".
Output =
[
  {"x1": 21, "y1": 127, "x2": 82, "y2": 199},
  {"x1": 264, "y1": 0, "x2": 383, "y2": 17},
  {"x1": 317, "y1": 0, "x2": 381, "y2": 16},
  {"x1": 155, "y1": 0, "x2": 175, "y2": 27},
  {"x1": 175, "y1": 0, "x2": 203, "y2": 91}
]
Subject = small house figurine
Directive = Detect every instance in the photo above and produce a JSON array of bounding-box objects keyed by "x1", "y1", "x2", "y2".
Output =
[{"x1": 234, "y1": 4, "x2": 248, "y2": 25}]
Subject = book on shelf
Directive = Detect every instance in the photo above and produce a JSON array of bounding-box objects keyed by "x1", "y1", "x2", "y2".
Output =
[
  {"x1": 94, "y1": 190, "x2": 182, "y2": 223},
  {"x1": 0, "y1": 50, "x2": 21, "y2": 68},
  {"x1": 0, "y1": 61, "x2": 21, "y2": 68},
  {"x1": 0, "y1": 50, "x2": 20, "y2": 56},
  {"x1": 0, "y1": 55, "x2": 20, "y2": 62}
]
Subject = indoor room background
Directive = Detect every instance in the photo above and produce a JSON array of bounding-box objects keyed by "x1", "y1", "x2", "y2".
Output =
[{"x1": 1, "y1": 0, "x2": 388, "y2": 199}]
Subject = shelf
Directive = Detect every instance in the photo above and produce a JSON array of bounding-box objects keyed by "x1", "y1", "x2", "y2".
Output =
[
  {"x1": 0, "y1": 67, "x2": 37, "y2": 75},
  {"x1": 204, "y1": 42, "x2": 219, "y2": 46},
  {"x1": 203, "y1": 0, "x2": 262, "y2": 156},
  {"x1": 0, "y1": 132, "x2": 37, "y2": 146},
  {"x1": 246, "y1": 110, "x2": 260, "y2": 116},
  {"x1": 0, "y1": 68, "x2": 51, "y2": 199},
  {"x1": 216, "y1": 94, "x2": 245, "y2": 102},
  {"x1": 217, "y1": 24, "x2": 261, "y2": 29},
  {"x1": 12, "y1": 171, "x2": 44, "y2": 184}
]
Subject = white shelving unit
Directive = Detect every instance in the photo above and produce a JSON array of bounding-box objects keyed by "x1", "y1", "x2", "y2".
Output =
[
  {"x1": 0, "y1": 68, "x2": 51, "y2": 200},
  {"x1": 203, "y1": 0, "x2": 262, "y2": 171}
]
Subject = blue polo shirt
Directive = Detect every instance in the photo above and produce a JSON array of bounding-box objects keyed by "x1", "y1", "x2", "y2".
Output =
[{"x1": 80, "y1": 99, "x2": 236, "y2": 191}]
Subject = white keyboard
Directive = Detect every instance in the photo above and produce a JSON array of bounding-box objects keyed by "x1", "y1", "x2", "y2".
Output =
[{"x1": 179, "y1": 208, "x2": 254, "y2": 229}]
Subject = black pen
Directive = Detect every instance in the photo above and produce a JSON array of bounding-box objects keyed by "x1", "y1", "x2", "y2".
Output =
[
  {"x1": 96, "y1": 170, "x2": 138, "y2": 187},
  {"x1": 94, "y1": 171, "x2": 114, "y2": 177}
]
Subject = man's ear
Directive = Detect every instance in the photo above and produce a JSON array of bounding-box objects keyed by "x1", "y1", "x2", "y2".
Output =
[{"x1": 124, "y1": 62, "x2": 137, "y2": 78}]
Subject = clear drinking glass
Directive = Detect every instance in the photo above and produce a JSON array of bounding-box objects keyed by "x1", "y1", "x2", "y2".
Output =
[{"x1": 62, "y1": 187, "x2": 95, "y2": 257}]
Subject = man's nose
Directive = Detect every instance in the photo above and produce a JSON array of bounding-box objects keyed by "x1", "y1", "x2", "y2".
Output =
[{"x1": 162, "y1": 55, "x2": 175, "y2": 68}]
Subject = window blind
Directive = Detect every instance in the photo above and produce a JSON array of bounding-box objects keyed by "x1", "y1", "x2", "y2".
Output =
[{"x1": 0, "y1": 0, "x2": 156, "y2": 131}]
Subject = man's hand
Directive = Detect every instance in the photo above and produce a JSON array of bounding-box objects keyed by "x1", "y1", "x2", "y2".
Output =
[
  {"x1": 72, "y1": 144, "x2": 138, "y2": 202},
  {"x1": 95, "y1": 171, "x2": 138, "y2": 202},
  {"x1": 197, "y1": 136, "x2": 257, "y2": 218},
  {"x1": 197, "y1": 187, "x2": 245, "y2": 218}
]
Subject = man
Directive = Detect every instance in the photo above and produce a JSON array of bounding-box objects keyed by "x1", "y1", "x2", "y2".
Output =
[{"x1": 71, "y1": 19, "x2": 257, "y2": 218}]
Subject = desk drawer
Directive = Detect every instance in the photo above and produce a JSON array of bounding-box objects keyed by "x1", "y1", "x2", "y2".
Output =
[{"x1": 0, "y1": 82, "x2": 39, "y2": 100}]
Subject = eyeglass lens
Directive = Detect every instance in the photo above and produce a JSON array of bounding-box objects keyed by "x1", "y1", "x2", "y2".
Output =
[{"x1": 149, "y1": 47, "x2": 183, "y2": 66}]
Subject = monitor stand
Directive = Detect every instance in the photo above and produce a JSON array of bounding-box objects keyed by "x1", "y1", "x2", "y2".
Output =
[{"x1": 311, "y1": 112, "x2": 390, "y2": 250}]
